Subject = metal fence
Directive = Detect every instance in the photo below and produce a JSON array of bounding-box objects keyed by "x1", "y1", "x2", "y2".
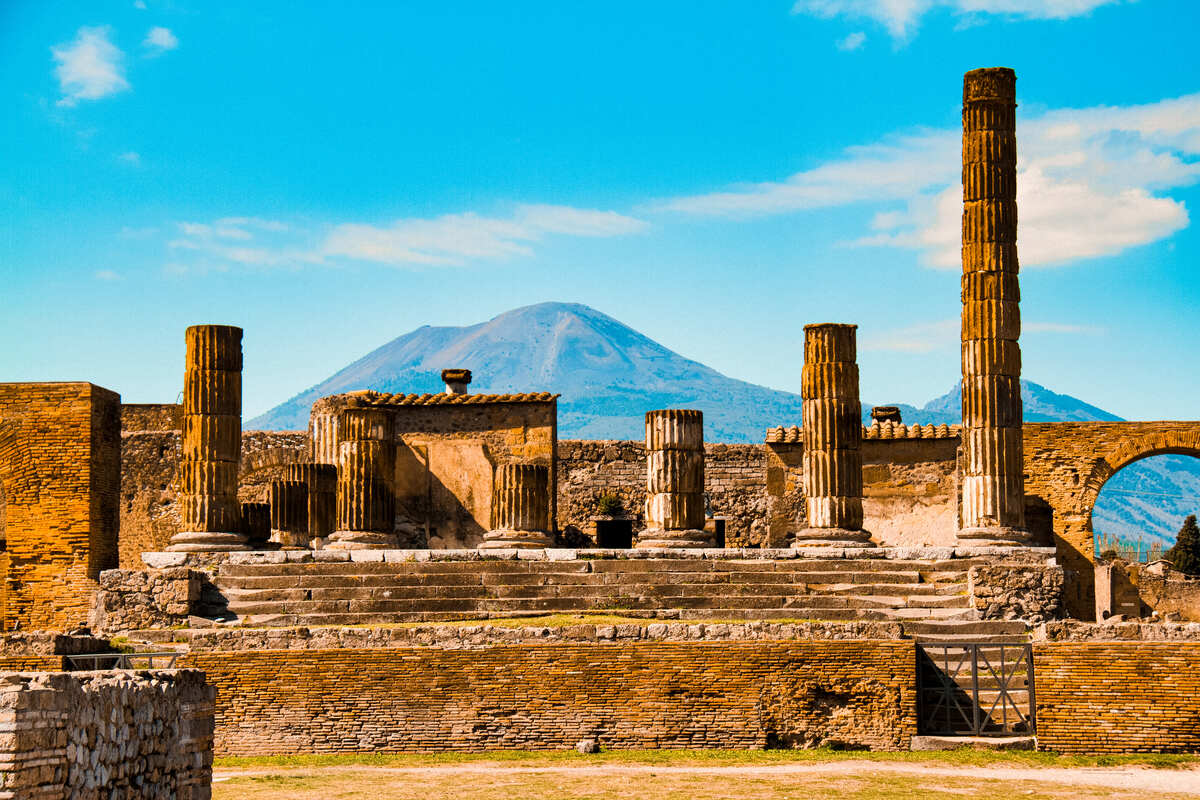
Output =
[
  {"x1": 917, "y1": 642, "x2": 1035, "y2": 736},
  {"x1": 64, "y1": 652, "x2": 181, "y2": 671}
]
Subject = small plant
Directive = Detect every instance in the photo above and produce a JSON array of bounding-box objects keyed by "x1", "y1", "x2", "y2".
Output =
[
  {"x1": 596, "y1": 493, "x2": 624, "y2": 516},
  {"x1": 1167, "y1": 515, "x2": 1200, "y2": 576},
  {"x1": 1099, "y1": 549, "x2": 1119, "y2": 561}
]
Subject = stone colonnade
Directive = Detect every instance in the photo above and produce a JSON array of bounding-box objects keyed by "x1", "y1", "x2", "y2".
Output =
[
  {"x1": 283, "y1": 462, "x2": 338, "y2": 544},
  {"x1": 327, "y1": 408, "x2": 399, "y2": 550},
  {"x1": 269, "y1": 480, "x2": 309, "y2": 549},
  {"x1": 959, "y1": 67, "x2": 1030, "y2": 545},
  {"x1": 793, "y1": 324, "x2": 873, "y2": 547},
  {"x1": 478, "y1": 464, "x2": 553, "y2": 549},
  {"x1": 168, "y1": 325, "x2": 248, "y2": 552},
  {"x1": 636, "y1": 409, "x2": 713, "y2": 548}
]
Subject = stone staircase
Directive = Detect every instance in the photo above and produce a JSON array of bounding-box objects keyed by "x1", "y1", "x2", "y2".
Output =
[{"x1": 200, "y1": 556, "x2": 1030, "y2": 640}]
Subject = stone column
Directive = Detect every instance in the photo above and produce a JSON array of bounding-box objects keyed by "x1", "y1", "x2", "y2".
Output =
[
  {"x1": 327, "y1": 408, "x2": 398, "y2": 550},
  {"x1": 269, "y1": 480, "x2": 309, "y2": 549},
  {"x1": 283, "y1": 463, "x2": 338, "y2": 545},
  {"x1": 168, "y1": 325, "x2": 248, "y2": 552},
  {"x1": 239, "y1": 502, "x2": 271, "y2": 548},
  {"x1": 635, "y1": 409, "x2": 713, "y2": 548},
  {"x1": 793, "y1": 324, "x2": 874, "y2": 547},
  {"x1": 478, "y1": 463, "x2": 553, "y2": 549},
  {"x1": 959, "y1": 67, "x2": 1030, "y2": 545}
]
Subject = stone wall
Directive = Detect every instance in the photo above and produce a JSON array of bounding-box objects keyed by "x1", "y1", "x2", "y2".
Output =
[
  {"x1": 1034, "y1": 642, "x2": 1200, "y2": 752},
  {"x1": 0, "y1": 632, "x2": 111, "y2": 671},
  {"x1": 0, "y1": 383, "x2": 121, "y2": 632},
  {"x1": 181, "y1": 640, "x2": 916, "y2": 754},
  {"x1": 968, "y1": 559, "x2": 1064, "y2": 623},
  {"x1": 0, "y1": 669, "x2": 213, "y2": 798},
  {"x1": 90, "y1": 568, "x2": 201, "y2": 634},
  {"x1": 1023, "y1": 421, "x2": 1200, "y2": 619}
]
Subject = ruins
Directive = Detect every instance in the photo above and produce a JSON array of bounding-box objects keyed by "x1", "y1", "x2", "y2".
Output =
[{"x1": 3, "y1": 67, "x2": 1200, "y2": 795}]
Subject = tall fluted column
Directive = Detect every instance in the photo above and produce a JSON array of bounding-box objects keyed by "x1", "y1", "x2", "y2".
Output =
[
  {"x1": 168, "y1": 325, "x2": 248, "y2": 552},
  {"x1": 269, "y1": 480, "x2": 309, "y2": 549},
  {"x1": 283, "y1": 463, "x2": 338, "y2": 545},
  {"x1": 478, "y1": 463, "x2": 553, "y2": 549},
  {"x1": 327, "y1": 408, "x2": 398, "y2": 550},
  {"x1": 959, "y1": 67, "x2": 1030, "y2": 545},
  {"x1": 635, "y1": 409, "x2": 713, "y2": 548},
  {"x1": 793, "y1": 324, "x2": 874, "y2": 547}
]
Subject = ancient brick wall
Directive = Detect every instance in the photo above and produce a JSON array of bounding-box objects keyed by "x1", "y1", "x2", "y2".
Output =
[
  {"x1": 0, "y1": 669, "x2": 214, "y2": 798},
  {"x1": 1023, "y1": 421, "x2": 1200, "y2": 619},
  {"x1": 1034, "y1": 642, "x2": 1200, "y2": 752},
  {"x1": 181, "y1": 640, "x2": 916, "y2": 755},
  {"x1": 0, "y1": 383, "x2": 120, "y2": 632}
]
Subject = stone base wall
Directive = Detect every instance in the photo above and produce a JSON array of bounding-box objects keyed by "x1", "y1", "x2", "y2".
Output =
[
  {"x1": 968, "y1": 559, "x2": 1065, "y2": 623},
  {"x1": 0, "y1": 669, "x2": 214, "y2": 799},
  {"x1": 1034, "y1": 642, "x2": 1200, "y2": 752},
  {"x1": 90, "y1": 568, "x2": 201, "y2": 634},
  {"x1": 181, "y1": 640, "x2": 916, "y2": 755}
]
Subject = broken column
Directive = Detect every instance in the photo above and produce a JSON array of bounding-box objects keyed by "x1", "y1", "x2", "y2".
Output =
[
  {"x1": 168, "y1": 325, "x2": 248, "y2": 552},
  {"x1": 793, "y1": 324, "x2": 873, "y2": 548},
  {"x1": 239, "y1": 502, "x2": 271, "y2": 548},
  {"x1": 959, "y1": 67, "x2": 1030, "y2": 545},
  {"x1": 326, "y1": 407, "x2": 398, "y2": 550},
  {"x1": 635, "y1": 409, "x2": 713, "y2": 548},
  {"x1": 478, "y1": 463, "x2": 554, "y2": 549},
  {"x1": 283, "y1": 462, "x2": 338, "y2": 545},
  {"x1": 269, "y1": 480, "x2": 309, "y2": 550}
]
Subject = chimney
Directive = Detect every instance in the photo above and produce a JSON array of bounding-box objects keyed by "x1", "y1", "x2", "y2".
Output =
[
  {"x1": 871, "y1": 406, "x2": 902, "y2": 424},
  {"x1": 441, "y1": 368, "x2": 472, "y2": 395}
]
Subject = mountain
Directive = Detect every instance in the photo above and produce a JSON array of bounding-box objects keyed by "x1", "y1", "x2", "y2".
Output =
[{"x1": 248, "y1": 301, "x2": 1197, "y2": 550}]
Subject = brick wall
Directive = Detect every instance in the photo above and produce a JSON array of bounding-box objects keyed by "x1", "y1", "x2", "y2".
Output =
[
  {"x1": 1034, "y1": 642, "x2": 1200, "y2": 752},
  {"x1": 0, "y1": 382, "x2": 121, "y2": 632},
  {"x1": 182, "y1": 640, "x2": 917, "y2": 755}
]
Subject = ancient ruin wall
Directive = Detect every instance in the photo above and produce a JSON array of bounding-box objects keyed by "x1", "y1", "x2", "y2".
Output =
[
  {"x1": 181, "y1": 640, "x2": 916, "y2": 755},
  {"x1": 0, "y1": 382, "x2": 120, "y2": 632},
  {"x1": 1034, "y1": 642, "x2": 1200, "y2": 752},
  {"x1": 0, "y1": 669, "x2": 214, "y2": 798}
]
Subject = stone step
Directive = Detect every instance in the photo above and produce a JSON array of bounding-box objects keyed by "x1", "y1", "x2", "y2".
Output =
[{"x1": 904, "y1": 619, "x2": 1030, "y2": 642}]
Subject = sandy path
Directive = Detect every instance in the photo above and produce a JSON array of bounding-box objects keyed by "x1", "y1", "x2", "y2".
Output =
[{"x1": 214, "y1": 761, "x2": 1200, "y2": 794}]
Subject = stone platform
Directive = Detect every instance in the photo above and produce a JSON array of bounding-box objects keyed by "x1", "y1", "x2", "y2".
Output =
[{"x1": 128, "y1": 547, "x2": 1061, "y2": 639}]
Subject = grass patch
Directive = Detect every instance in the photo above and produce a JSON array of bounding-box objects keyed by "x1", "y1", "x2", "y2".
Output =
[{"x1": 215, "y1": 747, "x2": 1200, "y2": 771}]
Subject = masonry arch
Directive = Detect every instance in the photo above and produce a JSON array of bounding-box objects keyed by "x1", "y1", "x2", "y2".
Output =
[
  {"x1": 237, "y1": 446, "x2": 305, "y2": 504},
  {"x1": 1076, "y1": 430, "x2": 1200, "y2": 527}
]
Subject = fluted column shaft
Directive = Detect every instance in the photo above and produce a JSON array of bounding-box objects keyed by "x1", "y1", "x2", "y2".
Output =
[
  {"x1": 283, "y1": 462, "x2": 338, "y2": 542},
  {"x1": 635, "y1": 409, "x2": 712, "y2": 548},
  {"x1": 794, "y1": 324, "x2": 873, "y2": 547},
  {"x1": 269, "y1": 480, "x2": 309, "y2": 549},
  {"x1": 960, "y1": 67, "x2": 1029, "y2": 544},
  {"x1": 327, "y1": 408, "x2": 398, "y2": 550},
  {"x1": 478, "y1": 463, "x2": 554, "y2": 549},
  {"x1": 168, "y1": 324, "x2": 248, "y2": 552},
  {"x1": 239, "y1": 502, "x2": 271, "y2": 547}
]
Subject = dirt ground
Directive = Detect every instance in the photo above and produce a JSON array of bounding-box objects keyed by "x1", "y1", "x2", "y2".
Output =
[{"x1": 213, "y1": 760, "x2": 1200, "y2": 799}]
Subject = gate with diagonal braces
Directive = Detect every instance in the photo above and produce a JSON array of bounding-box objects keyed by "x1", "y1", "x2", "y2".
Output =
[{"x1": 917, "y1": 642, "x2": 1035, "y2": 736}]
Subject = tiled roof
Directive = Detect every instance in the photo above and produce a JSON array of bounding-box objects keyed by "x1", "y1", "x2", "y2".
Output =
[
  {"x1": 335, "y1": 390, "x2": 558, "y2": 407},
  {"x1": 765, "y1": 421, "x2": 961, "y2": 443}
]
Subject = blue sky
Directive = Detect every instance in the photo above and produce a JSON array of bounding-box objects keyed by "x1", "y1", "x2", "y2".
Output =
[{"x1": 1, "y1": 0, "x2": 1198, "y2": 421}]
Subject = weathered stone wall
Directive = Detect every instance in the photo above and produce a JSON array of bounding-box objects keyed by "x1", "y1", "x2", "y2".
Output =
[
  {"x1": 0, "y1": 383, "x2": 121, "y2": 632},
  {"x1": 0, "y1": 669, "x2": 213, "y2": 798},
  {"x1": 90, "y1": 568, "x2": 201, "y2": 634},
  {"x1": 181, "y1": 640, "x2": 916, "y2": 754},
  {"x1": 1034, "y1": 642, "x2": 1200, "y2": 752},
  {"x1": 1023, "y1": 421, "x2": 1200, "y2": 619},
  {"x1": 0, "y1": 632, "x2": 111, "y2": 671},
  {"x1": 968, "y1": 559, "x2": 1064, "y2": 623}
]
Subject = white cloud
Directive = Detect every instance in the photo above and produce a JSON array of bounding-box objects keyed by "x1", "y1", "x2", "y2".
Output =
[
  {"x1": 665, "y1": 93, "x2": 1200, "y2": 268},
  {"x1": 52, "y1": 27, "x2": 129, "y2": 107},
  {"x1": 837, "y1": 31, "x2": 867, "y2": 50},
  {"x1": 143, "y1": 27, "x2": 178, "y2": 53},
  {"x1": 118, "y1": 151, "x2": 141, "y2": 164},
  {"x1": 792, "y1": 0, "x2": 1126, "y2": 39},
  {"x1": 862, "y1": 319, "x2": 958, "y2": 353},
  {"x1": 322, "y1": 205, "x2": 649, "y2": 266}
]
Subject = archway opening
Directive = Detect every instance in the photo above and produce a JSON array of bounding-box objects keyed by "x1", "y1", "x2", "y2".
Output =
[{"x1": 1092, "y1": 454, "x2": 1200, "y2": 562}]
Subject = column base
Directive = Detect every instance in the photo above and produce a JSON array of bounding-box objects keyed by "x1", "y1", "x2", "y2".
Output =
[
  {"x1": 323, "y1": 531, "x2": 401, "y2": 550},
  {"x1": 477, "y1": 529, "x2": 554, "y2": 550},
  {"x1": 270, "y1": 530, "x2": 311, "y2": 550},
  {"x1": 956, "y1": 526, "x2": 1033, "y2": 546},
  {"x1": 791, "y1": 528, "x2": 876, "y2": 548},
  {"x1": 634, "y1": 529, "x2": 715, "y2": 549},
  {"x1": 166, "y1": 531, "x2": 250, "y2": 552}
]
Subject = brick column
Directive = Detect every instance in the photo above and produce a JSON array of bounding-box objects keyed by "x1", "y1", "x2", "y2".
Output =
[
  {"x1": 959, "y1": 67, "x2": 1030, "y2": 545},
  {"x1": 635, "y1": 409, "x2": 713, "y2": 548},
  {"x1": 478, "y1": 463, "x2": 553, "y2": 549},
  {"x1": 239, "y1": 502, "x2": 271, "y2": 548},
  {"x1": 326, "y1": 408, "x2": 398, "y2": 550},
  {"x1": 168, "y1": 325, "x2": 248, "y2": 552},
  {"x1": 269, "y1": 480, "x2": 309, "y2": 549},
  {"x1": 793, "y1": 324, "x2": 874, "y2": 547},
  {"x1": 283, "y1": 463, "x2": 338, "y2": 545}
]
